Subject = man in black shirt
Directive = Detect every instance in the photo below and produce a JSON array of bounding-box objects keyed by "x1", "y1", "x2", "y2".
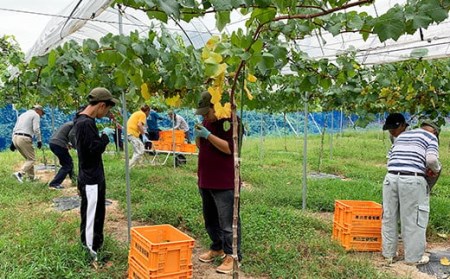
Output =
[
  {"x1": 73, "y1": 87, "x2": 118, "y2": 262},
  {"x1": 48, "y1": 121, "x2": 76, "y2": 189}
]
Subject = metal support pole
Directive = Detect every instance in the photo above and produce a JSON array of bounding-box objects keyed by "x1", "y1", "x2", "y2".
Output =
[
  {"x1": 259, "y1": 113, "x2": 264, "y2": 160},
  {"x1": 51, "y1": 107, "x2": 57, "y2": 172},
  {"x1": 118, "y1": 6, "x2": 132, "y2": 243},
  {"x1": 302, "y1": 93, "x2": 308, "y2": 210},
  {"x1": 330, "y1": 111, "x2": 334, "y2": 160}
]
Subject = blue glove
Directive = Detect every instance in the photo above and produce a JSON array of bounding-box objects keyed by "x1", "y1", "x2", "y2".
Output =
[
  {"x1": 102, "y1": 127, "x2": 115, "y2": 137},
  {"x1": 194, "y1": 125, "x2": 211, "y2": 139}
]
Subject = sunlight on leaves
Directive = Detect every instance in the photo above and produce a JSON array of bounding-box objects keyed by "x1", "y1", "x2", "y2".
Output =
[
  {"x1": 244, "y1": 80, "x2": 254, "y2": 100},
  {"x1": 205, "y1": 36, "x2": 220, "y2": 50},
  {"x1": 214, "y1": 102, "x2": 231, "y2": 118},
  {"x1": 213, "y1": 63, "x2": 227, "y2": 78},
  {"x1": 140, "y1": 83, "x2": 150, "y2": 100},
  {"x1": 247, "y1": 73, "x2": 257, "y2": 82},
  {"x1": 208, "y1": 86, "x2": 222, "y2": 104},
  {"x1": 165, "y1": 94, "x2": 181, "y2": 107}
]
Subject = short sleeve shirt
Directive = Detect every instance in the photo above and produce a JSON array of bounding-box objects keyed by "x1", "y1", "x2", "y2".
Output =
[
  {"x1": 127, "y1": 111, "x2": 146, "y2": 138},
  {"x1": 197, "y1": 118, "x2": 239, "y2": 190}
]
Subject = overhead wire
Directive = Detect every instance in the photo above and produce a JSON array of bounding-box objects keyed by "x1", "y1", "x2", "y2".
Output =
[
  {"x1": 186, "y1": 18, "x2": 210, "y2": 46},
  {"x1": 60, "y1": 0, "x2": 83, "y2": 40},
  {"x1": 4, "y1": 3, "x2": 448, "y2": 39},
  {"x1": 0, "y1": 7, "x2": 216, "y2": 34},
  {"x1": 169, "y1": 15, "x2": 195, "y2": 46},
  {"x1": 1, "y1": 4, "x2": 449, "y2": 64},
  {"x1": 293, "y1": 20, "x2": 450, "y2": 64},
  {"x1": 294, "y1": 19, "x2": 450, "y2": 51},
  {"x1": 360, "y1": 2, "x2": 381, "y2": 64}
]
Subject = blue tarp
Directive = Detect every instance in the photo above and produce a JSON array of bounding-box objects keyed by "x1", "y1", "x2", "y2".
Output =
[{"x1": 0, "y1": 105, "x2": 381, "y2": 151}]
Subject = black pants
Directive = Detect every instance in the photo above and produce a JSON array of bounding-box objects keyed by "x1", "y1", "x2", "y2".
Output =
[
  {"x1": 147, "y1": 130, "x2": 160, "y2": 141},
  {"x1": 49, "y1": 143, "x2": 74, "y2": 186},
  {"x1": 185, "y1": 130, "x2": 191, "y2": 143},
  {"x1": 199, "y1": 188, "x2": 242, "y2": 260},
  {"x1": 113, "y1": 128, "x2": 123, "y2": 151},
  {"x1": 79, "y1": 180, "x2": 106, "y2": 258}
]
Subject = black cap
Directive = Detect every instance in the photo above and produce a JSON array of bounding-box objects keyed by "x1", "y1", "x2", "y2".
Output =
[{"x1": 383, "y1": 113, "x2": 408, "y2": 130}]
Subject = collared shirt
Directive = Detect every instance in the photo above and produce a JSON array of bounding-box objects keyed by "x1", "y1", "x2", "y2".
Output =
[
  {"x1": 387, "y1": 128, "x2": 440, "y2": 174},
  {"x1": 147, "y1": 110, "x2": 163, "y2": 131},
  {"x1": 171, "y1": 114, "x2": 189, "y2": 132},
  {"x1": 12, "y1": 109, "x2": 42, "y2": 141}
]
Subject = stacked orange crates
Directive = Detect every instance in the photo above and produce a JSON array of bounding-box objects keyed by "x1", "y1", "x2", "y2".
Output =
[
  {"x1": 180, "y1": 144, "x2": 197, "y2": 153},
  {"x1": 152, "y1": 131, "x2": 197, "y2": 153},
  {"x1": 332, "y1": 200, "x2": 382, "y2": 251},
  {"x1": 128, "y1": 224, "x2": 195, "y2": 279},
  {"x1": 152, "y1": 141, "x2": 172, "y2": 151},
  {"x1": 159, "y1": 131, "x2": 185, "y2": 144}
]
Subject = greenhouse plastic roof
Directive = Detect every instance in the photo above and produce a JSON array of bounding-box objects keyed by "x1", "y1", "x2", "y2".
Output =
[{"x1": 27, "y1": 0, "x2": 450, "y2": 65}]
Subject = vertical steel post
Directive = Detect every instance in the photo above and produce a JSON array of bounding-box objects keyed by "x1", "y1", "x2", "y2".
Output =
[
  {"x1": 118, "y1": 6, "x2": 132, "y2": 243},
  {"x1": 302, "y1": 92, "x2": 308, "y2": 210}
]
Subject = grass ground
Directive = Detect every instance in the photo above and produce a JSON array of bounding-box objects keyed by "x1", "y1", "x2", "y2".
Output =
[{"x1": 1, "y1": 129, "x2": 449, "y2": 278}]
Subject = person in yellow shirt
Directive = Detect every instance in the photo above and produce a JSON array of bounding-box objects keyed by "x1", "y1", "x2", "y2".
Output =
[{"x1": 127, "y1": 105, "x2": 150, "y2": 168}]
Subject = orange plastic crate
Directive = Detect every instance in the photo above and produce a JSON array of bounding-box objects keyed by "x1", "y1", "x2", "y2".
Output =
[
  {"x1": 151, "y1": 141, "x2": 163, "y2": 150},
  {"x1": 162, "y1": 143, "x2": 173, "y2": 151},
  {"x1": 129, "y1": 225, "x2": 195, "y2": 274},
  {"x1": 332, "y1": 222, "x2": 381, "y2": 251},
  {"x1": 169, "y1": 143, "x2": 183, "y2": 152},
  {"x1": 152, "y1": 142, "x2": 171, "y2": 151},
  {"x1": 333, "y1": 200, "x2": 382, "y2": 229},
  {"x1": 159, "y1": 131, "x2": 185, "y2": 144},
  {"x1": 128, "y1": 256, "x2": 192, "y2": 279},
  {"x1": 159, "y1": 143, "x2": 182, "y2": 152},
  {"x1": 180, "y1": 144, "x2": 197, "y2": 153}
]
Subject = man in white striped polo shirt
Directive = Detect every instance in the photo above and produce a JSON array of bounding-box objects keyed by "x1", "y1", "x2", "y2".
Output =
[{"x1": 382, "y1": 120, "x2": 441, "y2": 265}]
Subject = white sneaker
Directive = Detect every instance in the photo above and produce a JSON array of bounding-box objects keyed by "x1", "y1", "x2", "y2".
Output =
[
  {"x1": 405, "y1": 255, "x2": 429, "y2": 265},
  {"x1": 13, "y1": 172, "x2": 23, "y2": 183},
  {"x1": 417, "y1": 255, "x2": 430, "y2": 265}
]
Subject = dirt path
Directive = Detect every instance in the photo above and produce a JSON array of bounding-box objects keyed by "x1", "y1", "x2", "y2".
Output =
[
  {"x1": 312, "y1": 212, "x2": 450, "y2": 279},
  {"x1": 104, "y1": 199, "x2": 264, "y2": 278},
  {"x1": 37, "y1": 167, "x2": 264, "y2": 278},
  {"x1": 38, "y1": 167, "x2": 449, "y2": 279}
]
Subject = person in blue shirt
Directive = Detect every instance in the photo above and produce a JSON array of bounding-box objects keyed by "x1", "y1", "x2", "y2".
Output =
[{"x1": 146, "y1": 107, "x2": 164, "y2": 141}]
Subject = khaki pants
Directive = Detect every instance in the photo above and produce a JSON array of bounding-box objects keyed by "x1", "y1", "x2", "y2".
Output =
[
  {"x1": 13, "y1": 135, "x2": 35, "y2": 179},
  {"x1": 128, "y1": 135, "x2": 144, "y2": 168},
  {"x1": 382, "y1": 173, "x2": 429, "y2": 263}
]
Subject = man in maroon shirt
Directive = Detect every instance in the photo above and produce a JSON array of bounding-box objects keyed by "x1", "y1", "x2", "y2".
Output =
[{"x1": 195, "y1": 91, "x2": 242, "y2": 274}]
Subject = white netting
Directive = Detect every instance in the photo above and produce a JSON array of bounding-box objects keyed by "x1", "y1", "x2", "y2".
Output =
[{"x1": 26, "y1": 0, "x2": 450, "y2": 64}]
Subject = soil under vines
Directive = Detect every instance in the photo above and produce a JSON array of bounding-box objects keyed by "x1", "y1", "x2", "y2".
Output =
[{"x1": 35, "y1": 167, "x2": 449, "y2": 279}]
